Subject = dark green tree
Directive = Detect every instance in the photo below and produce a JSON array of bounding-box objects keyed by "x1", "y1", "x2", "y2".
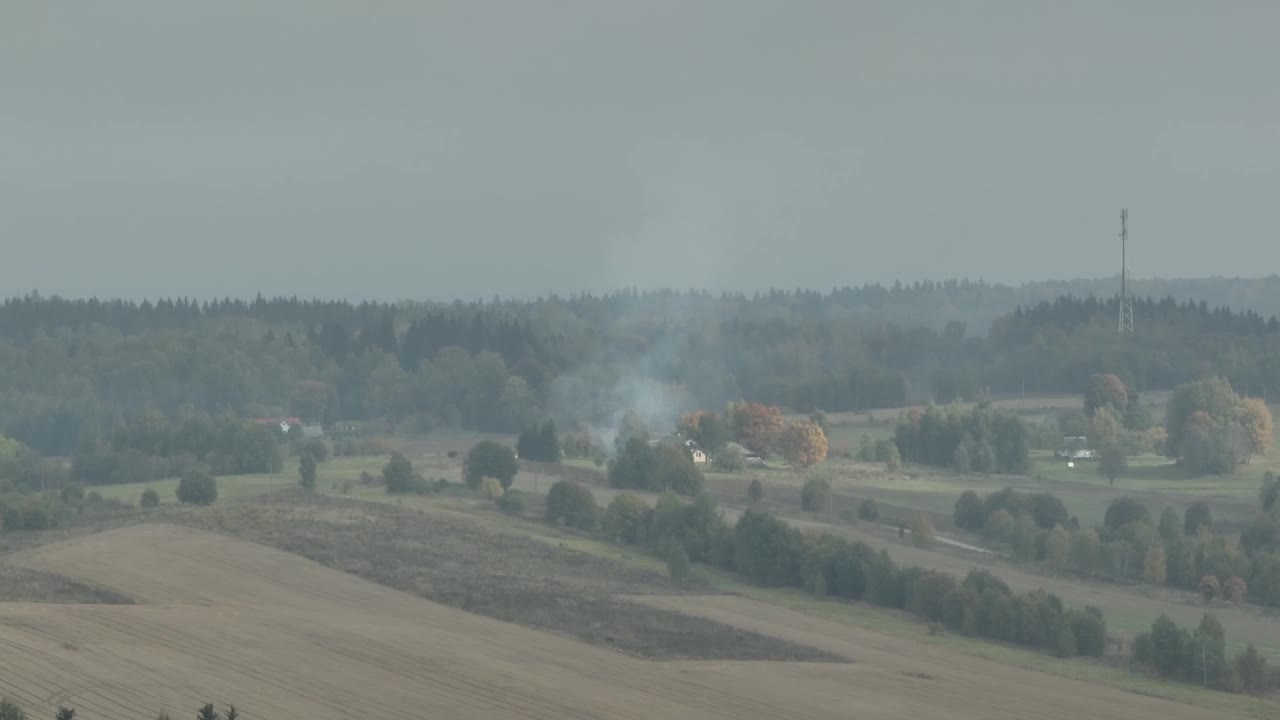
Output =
[
  {"x1": 952, "y1": 490, "x2": 985, "y2": 531},
  {"x1": 516, "y1": 420, "x2": 560, "y2": 463},
  {"x1": 175, "y1": 469, "x2": 217, "y2": 505},
  {"x1": 747, "y1": 478, "x2": 764, "y2": 504},
  {"x1": 464, "y1": 441, "x2": 518, "y2": 490},
  {"x1": 1147, "y1": 614, "x2": 1187, "y2": 677},
  {"x1": 608, "y1": 437, "x2": 656, "y2": 490},
  {"x1": 382, "y1": 452, "x2": 416, "y2": 493},
  {"x1": 604, "y1": 493, "x2": 650, "y2": 544},
  {"x1": 140, "y1": 488, "x2": 160, "y2": 509},
  {"x1": 299, "y1": 453, "x2": 317, "y2": 491},
  {"x1": 196, "y1": 705, "x2": 220, "y2": 720},
  {"x1": 545, "y1": 480, "x2": 597, "y2": 529},
  {"x1": 55, "y1": 708, "x2": 75, "y2": 720},
  {"x1": 800, "y1": 476, "x2": 831, "y2": 513},
  {"x1": 1261, "y1": 471, "x2": 1280, "y2": 512},
  {"x1": 1103, "y1": 497, "x2": 1150, "y2": 536},
  {"x1": 1184, "y1": 501, "x2": 1213, "y2": 536},
  {"x1": 0, "y1": 700, "x2": 24, "y2": 720}
]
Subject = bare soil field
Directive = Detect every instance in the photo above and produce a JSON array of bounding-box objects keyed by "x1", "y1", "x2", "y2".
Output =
[
  {"x1": 0, "y1": 523, "x2": 1255, "y2": 720},
  {"x1": 0, "y1": 564, "x2": 134, "y2": 604}
]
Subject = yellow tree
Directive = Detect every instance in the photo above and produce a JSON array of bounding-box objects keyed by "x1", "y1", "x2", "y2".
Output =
[
  {"x1": 1236, "y1": 397, "x2": 1274, "y2": 458},
  {"x1": 780, "y1": 421, "x2": 828, "y2": 467},
  {"x1": 1046, "y1": 525, "x2": 1071, "y2": 570},
  {"x1": 1090, "y1": 407, "x2": 1123, "y2": 445},
  {"x1": 1143, "y1": 542, "x2": 1168, "y2": 585}
]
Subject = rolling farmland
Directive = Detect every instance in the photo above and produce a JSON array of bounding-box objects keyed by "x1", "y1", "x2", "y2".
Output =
[{"x1": 0, "y1": 523, "x2": 1260, "y2": 720}]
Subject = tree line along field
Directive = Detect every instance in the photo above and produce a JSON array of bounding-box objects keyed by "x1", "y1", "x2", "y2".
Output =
[
  {"x1": 0, "y1": 501, "x2": 1267, "y2": 720},
  {"x1": 61, "y1": 398, "x2": 1280, "y2": 666}
]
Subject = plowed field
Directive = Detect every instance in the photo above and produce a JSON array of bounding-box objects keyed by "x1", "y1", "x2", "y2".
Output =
[{"x1": 0, "y1": 524, "x2": 1255, "y2": 719}]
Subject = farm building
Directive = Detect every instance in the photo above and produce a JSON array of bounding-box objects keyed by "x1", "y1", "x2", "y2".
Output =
[
  {"x1": 650, "y1": 436, "x2": 710, "y2": 463},
  {"x1": 1055, "y1": 436, "x2": 1095, "y2": 460},
  {"x1": 252, "y1": 417, "x2": 302, "y2": 434}
]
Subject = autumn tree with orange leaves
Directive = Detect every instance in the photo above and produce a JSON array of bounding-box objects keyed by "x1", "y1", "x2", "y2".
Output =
[
  {"x1": 779, "y1": 421, "x2": 828, "y2": 467},
  {"x1": 730, "y1": 402, "x2": 785, "y2": 455}
]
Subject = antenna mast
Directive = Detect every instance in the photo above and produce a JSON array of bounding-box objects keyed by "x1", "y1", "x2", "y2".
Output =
[{"x1": 1118, "y1": 209, "x2": 1134, "y2": 333}]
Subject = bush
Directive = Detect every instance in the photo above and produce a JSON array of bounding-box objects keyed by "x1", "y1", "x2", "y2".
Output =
[
  {"x1": 496, "y1": 489, "x2": 524, "y2": 514},
  {"x1": 383, "y1": 452, "x2": 416, "y2": 493},
  {"x1": 59, "y1": 484, "x2": 85, "y2": 503},
  {"x1": 545, "y1": 480, "x2": 597, "y2": 529},
  {"x1": 953, "y1": 490, "x2": 984, "y2": 531},
  {"x1": 747, "y1": 478, "x2": 764, "y2": 504},
  {"x1": 604, "y1": 493, "x2": 651, "y2": 544},
  {"x1": 857, "y1": 498, "x2": 879, "y2": 521},
  {"x1": 465, "y1": 441, "x2": 518, "y2": 490},
  {"x1": 1224, "y1": 576, "x2": 1247, "y2": 604},
  {"x1": 801, "y1": 476, "x2": 831, "y2": 513},
  {"x1": 175, "y1": 470, "x2": 217, "y2": 505},
  {"x1": 1200, "y1": 575, "x2": 1221, "y2": 602},
  {"x1": 911, "y1": 515, "x2": 935, "y2": 548},
  {"x1": 478, "y1": 477, "x2": 504, "y2": 500},
  {"x1": 714, "y1": 447, "x2": 745, "y2": 472},
  {"x1": 140, "y1": 488, "x2": 160, "y2": 509},
  {"x1": 1103, "y1": 497, "x2": 1150, "y2": 536},
  {"x1": 0, "y1": 699, "x2": 27, "y2": 720},
  {"x1": 664, "y1": 540, "x2": 691, "y2": 583}
]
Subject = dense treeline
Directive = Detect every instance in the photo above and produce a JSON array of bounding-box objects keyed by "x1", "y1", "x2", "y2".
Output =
[
  {"x1": 71, "y1": 411, "x2": 284, "y2": 485},
  {"x1": 953, "y1": 480, "x2": 1280, "y2": 609},
  {"x1": 2, "y1": 287, "x2": 1280, "y2": 458},
  {"x1": 1132, "y1": 614, "x2": 1277, "y2": 694},
  {"x1": 546, "y1": 481, "x2": 1107, "y2": 660},
  {"x1": 894, "y1": 404, "x2": 1031, "y2": 474}
]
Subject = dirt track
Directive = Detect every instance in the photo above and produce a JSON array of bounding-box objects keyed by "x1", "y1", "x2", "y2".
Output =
[{"x1": 0, "y1": 524, "x2": 1255, "y2": 720}]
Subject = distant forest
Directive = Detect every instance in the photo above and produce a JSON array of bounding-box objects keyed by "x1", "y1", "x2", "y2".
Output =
[{"x1": 2, "y1": 277, "x2": 1279, "y2": 455}]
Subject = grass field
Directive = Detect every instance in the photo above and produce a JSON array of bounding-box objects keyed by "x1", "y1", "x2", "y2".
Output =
[
  {"x1": 91, "y1": 456, "x2": 389, "y2": 507},
  {"x1": 0, "y1": 511, "x2": 1267, "y2": 719}
]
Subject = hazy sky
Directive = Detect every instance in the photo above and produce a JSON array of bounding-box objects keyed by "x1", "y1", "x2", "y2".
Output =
[{"x1": 3, "y1": 2, "x2": 1279, "y2": 301}]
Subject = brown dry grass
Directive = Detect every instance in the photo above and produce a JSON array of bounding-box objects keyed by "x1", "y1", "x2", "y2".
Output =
[{"x1": 0, "y1": 523, "x2": 1255, "y2": 720}]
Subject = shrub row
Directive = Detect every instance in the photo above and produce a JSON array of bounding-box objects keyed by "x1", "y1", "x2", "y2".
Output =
[{"x1": 542, "y1": 479, "x2": 1106, "y2": 660}]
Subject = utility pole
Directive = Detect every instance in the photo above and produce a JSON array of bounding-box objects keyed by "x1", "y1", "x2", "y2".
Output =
[{"x1": 1118, "y1": 209, "x2": 1134, "y2": 333}]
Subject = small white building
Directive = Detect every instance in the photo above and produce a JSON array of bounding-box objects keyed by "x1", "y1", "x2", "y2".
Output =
[{"x1": 1056, "y1": 436, "x2": 1095, "y2": 460}]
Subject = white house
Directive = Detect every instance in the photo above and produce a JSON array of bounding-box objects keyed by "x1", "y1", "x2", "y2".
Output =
[{"x1": 684, "y1": 439, "x2": 708, "y2": 464}]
